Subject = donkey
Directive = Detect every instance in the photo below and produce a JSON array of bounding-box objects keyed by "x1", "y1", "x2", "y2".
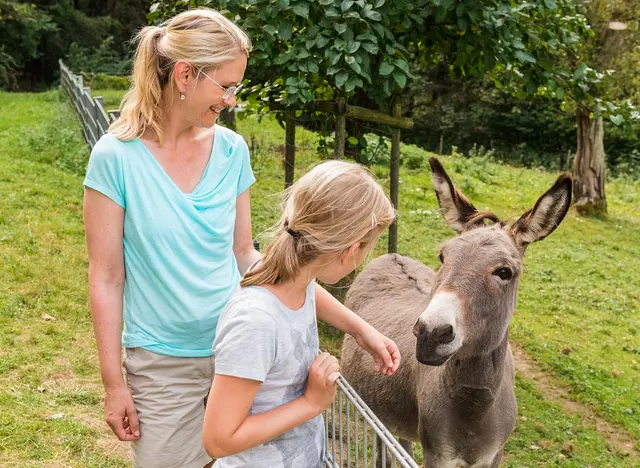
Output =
[{"x1": 341, "y1": 157, "x2": 572, "y2": 467}]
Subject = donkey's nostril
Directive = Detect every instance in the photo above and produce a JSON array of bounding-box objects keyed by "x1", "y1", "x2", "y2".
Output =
[
  {"x1": 413, "y1": 320, "x2": 426, "y2": 338},
  {"x1": 433, "y1": 324, "x2": 455, "y2": 344}
]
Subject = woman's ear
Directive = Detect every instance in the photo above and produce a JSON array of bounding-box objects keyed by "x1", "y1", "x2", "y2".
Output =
[
  {"x1": 340, "y1": 242, "x2": 361, "y2": 265},
  {"x1": 173, "y1": 60, "x2": 193, "y2": 93}
]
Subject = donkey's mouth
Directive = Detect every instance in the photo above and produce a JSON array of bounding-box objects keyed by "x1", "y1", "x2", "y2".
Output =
[{"x1": 416, "y1": 353, "x2": 451, "y2": 366}]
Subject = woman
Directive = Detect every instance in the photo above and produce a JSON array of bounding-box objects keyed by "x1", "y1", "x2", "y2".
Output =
[{"x1": 83, "y1": 8, "x2": 400, "y2": 468}]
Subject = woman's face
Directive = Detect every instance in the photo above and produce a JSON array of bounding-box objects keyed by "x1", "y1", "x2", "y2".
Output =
[{"x1": 179, "y1": 54, "x2": 247, "y2": 128}]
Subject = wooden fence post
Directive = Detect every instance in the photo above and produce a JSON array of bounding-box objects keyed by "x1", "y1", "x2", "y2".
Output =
[
  {"x1": 334, "y1": 97, "x2": 346, "y2": 159},
  {"x1": 285, "y1": 108, "x2": 296, "y2": 188},
  {"x1": 388, "y1": 102, "x2": 401, "y2": 254}
]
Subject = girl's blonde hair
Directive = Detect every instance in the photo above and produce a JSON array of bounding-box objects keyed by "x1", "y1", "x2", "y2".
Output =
[
  {"x1": 242, "y1": 161, "x2": 396, "y2": 287},
  {"x1": 110, "y1": 8, "x2": 251, "y2": 145}
]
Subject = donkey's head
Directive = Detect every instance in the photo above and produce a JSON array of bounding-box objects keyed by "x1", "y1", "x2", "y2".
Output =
[{"x1": 413, "y1": 158, "x2": 572, "y2": 366}]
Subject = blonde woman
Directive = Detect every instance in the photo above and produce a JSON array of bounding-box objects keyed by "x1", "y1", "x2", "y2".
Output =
[
  {"x1": 83, "y1": 8, "x2": 400, "y2": 468},
  {"x1": 204, "y1": 161, "x2": 396, "y2": 467}
]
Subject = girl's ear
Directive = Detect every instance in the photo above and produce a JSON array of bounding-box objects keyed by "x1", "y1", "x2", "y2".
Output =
[{"x1": 340, "y1": 242, "x2": 361, "y2": 265}]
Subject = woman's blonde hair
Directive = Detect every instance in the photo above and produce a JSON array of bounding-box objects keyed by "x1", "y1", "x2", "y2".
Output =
[
  {"x1": 242, "y1": 161, "x2": 396, "y2": 287},
  {"x1": 110, "y1": 8, "x2": 251, "y2": 145}
]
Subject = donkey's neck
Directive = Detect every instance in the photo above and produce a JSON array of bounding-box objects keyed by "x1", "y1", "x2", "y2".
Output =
[{"x1": 444, "y1": 331, "x2": 510, "y2": 396}]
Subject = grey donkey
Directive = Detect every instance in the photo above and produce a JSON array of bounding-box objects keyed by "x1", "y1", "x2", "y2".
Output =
[{"x1": 341, "y1": 158, "x2": 572, "y2": 467}]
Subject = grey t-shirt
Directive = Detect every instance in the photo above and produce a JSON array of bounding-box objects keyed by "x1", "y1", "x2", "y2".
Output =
[{"x1": 212, "y1": 281, "x2": 324, "y2": 468}]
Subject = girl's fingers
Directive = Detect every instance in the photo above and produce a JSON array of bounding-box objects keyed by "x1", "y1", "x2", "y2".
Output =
[{"x1": 327, "y1": 371, "x2": 340, "y2": 384}]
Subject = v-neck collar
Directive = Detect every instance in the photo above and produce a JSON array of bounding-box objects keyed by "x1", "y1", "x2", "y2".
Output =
[{"x1": 135, "y1": 126, "x2": 218, "y2": 197}]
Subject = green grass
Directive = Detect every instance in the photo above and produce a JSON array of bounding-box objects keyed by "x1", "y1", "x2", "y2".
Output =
[{"x1": 1, "y1": 89, "x2": 638, "y2": 465}]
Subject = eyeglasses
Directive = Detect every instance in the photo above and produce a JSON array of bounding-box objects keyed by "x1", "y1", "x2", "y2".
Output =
[{"x1": 198, "y1": 68, "x2": 243, "y2": 100}]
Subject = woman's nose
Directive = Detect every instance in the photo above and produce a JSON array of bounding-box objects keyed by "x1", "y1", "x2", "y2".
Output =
[{"x1": 223, "y1": 94, "x2": 237, "y2": 109}]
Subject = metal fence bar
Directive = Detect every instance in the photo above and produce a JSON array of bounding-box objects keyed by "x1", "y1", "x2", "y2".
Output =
[
  {"x1": 59, "y1": 60, "x2": 113, "y2": 150},
  {"x1": 323, "y1": 374, "x2": 419, "y2": 468}
]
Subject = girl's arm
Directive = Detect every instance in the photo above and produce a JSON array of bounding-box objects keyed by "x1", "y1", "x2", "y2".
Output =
[
  {"x1": 233, "y1": 189, "x2": 261, "y2": 275},
  {"x1": 315, "y1": 287, "x2": 401, "y2": 375},
  {"x1": 203, "y1": 353, "x2": 339, "y2": 459},
  {"x1": 84, "y1": 188, "x2": 140, "y2": 441}
]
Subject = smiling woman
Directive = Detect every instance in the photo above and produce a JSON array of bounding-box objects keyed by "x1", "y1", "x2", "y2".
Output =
[{"x1": 82, "y1": 8, "x2": 257, "y2": 468}]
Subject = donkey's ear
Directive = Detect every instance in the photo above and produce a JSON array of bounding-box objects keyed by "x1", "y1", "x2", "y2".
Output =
[
  {"x1": 429, "y1": 157, "x2": 479, "y2": 233},
  {"x1": 511, "y1": 174, "x2": 572, "y2": 248}
]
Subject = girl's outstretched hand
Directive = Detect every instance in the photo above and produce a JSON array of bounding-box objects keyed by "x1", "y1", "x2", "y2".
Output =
[
  {"x1": 354, "y1": 324, "x2": 401, "y2": 375},
  {"x1": 304, "y1": 352, "x2": 340, "y2": 413}
]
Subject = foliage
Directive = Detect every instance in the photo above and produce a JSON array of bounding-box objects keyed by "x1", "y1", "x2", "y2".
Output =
[
  {"x1": 149, "y1": 0, "x2": 592, "y2": 113},
  {"x1": 66, "y1": 37, "x2": 132, "y2": 77}
]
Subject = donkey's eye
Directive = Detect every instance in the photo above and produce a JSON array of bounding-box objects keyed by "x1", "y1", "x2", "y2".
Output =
[
  {"x1": 493, "y1": 267, "x2": 513, "y2": 281},
  {"x1": 438, "y1": 252, "x2": 444, "y2": 263}
]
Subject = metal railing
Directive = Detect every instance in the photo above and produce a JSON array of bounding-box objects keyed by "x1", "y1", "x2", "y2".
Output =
[
  {"x1": 324, "y1": 375, "x2": 419, "y2": 468},
  {"x1": 59, "y1": 60, "x2": 120, "y2": 148}
]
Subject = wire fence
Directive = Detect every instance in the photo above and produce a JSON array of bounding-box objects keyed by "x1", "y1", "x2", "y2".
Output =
[
  {"x1": 324, "y1": 375, "x2": 419, "y2": 468},
  {"x1": 59, "y1": 60, "x2": 120, "y2": 148}
]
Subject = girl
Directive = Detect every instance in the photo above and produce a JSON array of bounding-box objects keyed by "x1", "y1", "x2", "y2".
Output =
[{"x1": 203, "y1": 161, "x2": 396, "y2": 467}]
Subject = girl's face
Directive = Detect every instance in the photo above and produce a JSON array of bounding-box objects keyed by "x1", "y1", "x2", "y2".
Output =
[
  {"x1": 175, "y1": 54, "x2": 247, "y2": 128},
  {"x1": 316, "y1": 242, "x2": 370, "y2": 285}
]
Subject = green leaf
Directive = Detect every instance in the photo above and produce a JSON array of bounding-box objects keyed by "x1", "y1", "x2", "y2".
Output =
[
  {"x1": 331, "y1": 52, "x2": 343, "y2": 65},
  {"x1": 544, "y1": 0, "x2": 557, "y2": 11},
  {"x1": 319, "y1": 0, "x2": 333, "y2": 5},
  {"x1": 292, "y1": 4, "x2": 309, "y2": 18},
  {"x1": 556, "y1": 87, "x2": 565, "y2": 99},
  {"x1": 345, "y1": 55, "x2": 355, "y2": 64},
  {"x1": 327, "y1": 66, "x2": 341, "y2": 75},
  {"x1": 264, "y1": 24, "x2": 278, "y2": 36},
  {"x1": 280, "y1": 21, "x2": 293, "y2": 41},
  {"x1": 356, "y1": 33, "x2": 377, "y2": 43},
  {"x1": 515, "y1": 51, "x2": 536, "y2": 63},
  {"x1": 347, "y1": 136, "x2": 359, "y2": 145},
  {"x1": 325, "y1": 7, "x2": 340, "y2": 17},
  {"x1": 345, "y1": 80, "x2": 356, "y2": 93},
  {"x1": 364, "y1": 9, "x2": 382, "y2": 21},
  {"x1": 307, "y1": 62, "x2": 319, "y2": 73},
  {"x1": 334, "y1": 23, "x2": 348, "y2": 34},
  {"x1": 341, "y1": 0, "x2": 354, "y2": 11},
  {"x1": 394, "y1": 59, "x2": 409, "y2": 73},
  {"x1": 336, "y1": 70, "x2": 349, "y2": 87},
  {"x1": 348, "y1": 41, "x2": 361, "y2": 53},
  {"x1": 392, "y1": 70, "x2": 407, "y2": 88},
  {"x1": 348, "y1": 60, "x2": 361, "y2": 74},
  {"x1": 609, "y1": 114, "x2": 624, "y2": 126},
  {"x1": 362, "y1": 42, "x2": 379, "y2": 54},
  {"x1": 297, "y1": 49, "x2": 311, "y2": 59},
  {"x1": 316, "y1": 35, "x2": 330, "y2": 48},
  {"x1": 379, "y1": 62, "x2": 394, "y2": 76}
]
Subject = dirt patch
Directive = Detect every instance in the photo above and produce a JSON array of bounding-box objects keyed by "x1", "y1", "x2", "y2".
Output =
[{"x1": 512, "y1": 344, "x2": 639, "y2": 460}]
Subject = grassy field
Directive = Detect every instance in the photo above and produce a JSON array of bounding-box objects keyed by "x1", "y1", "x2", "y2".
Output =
[{"x1": 1, "y1": 90, "x2": 638, "y2": 466}]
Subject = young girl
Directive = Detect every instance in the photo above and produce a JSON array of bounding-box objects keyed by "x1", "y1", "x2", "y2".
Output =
[{"x1": 203, "y1": 160, "x2": 396, "y2": 467}]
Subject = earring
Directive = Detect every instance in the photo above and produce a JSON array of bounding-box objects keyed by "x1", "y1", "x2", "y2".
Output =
[{"x1": 180, "y1": 93, "x2": 185, "y2": 101}]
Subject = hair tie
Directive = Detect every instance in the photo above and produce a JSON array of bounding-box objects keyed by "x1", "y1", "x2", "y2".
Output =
[{"x1": 286, "y1": 227, "x2": 301, "y2": 239}]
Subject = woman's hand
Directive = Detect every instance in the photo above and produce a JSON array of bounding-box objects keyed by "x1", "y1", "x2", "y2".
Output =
[
  {"x1": 353, "y1": 323, "x2": 401, "y2": 375},
  {"x1": 303, "y1": 353, "x2": 340, "y2": 413},
  {"x1": 105, "y1": 384, "x2": 140, "y2": 441}
]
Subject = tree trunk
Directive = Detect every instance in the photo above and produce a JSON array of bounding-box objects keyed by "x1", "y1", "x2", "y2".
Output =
[
  {"x1": 220, "y1": 109, "x2": 237, "y2": 131},
  {"x1": 572, "y1": 110, "x2": 607, "y2": 215}
]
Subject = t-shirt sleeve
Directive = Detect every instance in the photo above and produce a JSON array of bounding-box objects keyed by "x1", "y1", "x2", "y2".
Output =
[
  {"x1": 214, "y1": 306, "x2": 276, "y2": 382},
  {"x1": 236, "y1": 135, "x2": 255, "y2": 195},
  {"x1": 83, "y1": 137, "x2": 126, "y2": 209}
]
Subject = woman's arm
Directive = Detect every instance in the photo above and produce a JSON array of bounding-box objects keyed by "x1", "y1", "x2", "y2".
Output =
[
  {"x1": 233, "y1": 189, "x2": 261, "y2": 275},
  {"x1": 84, "y1": 188, "x2": 139, "y2": 441},
  {"x1": 315, "y1": 287, "x2": 401, "y2": 375},
  {"x1": 203, "y1": 353, "x2": 339, "y2": 459}
]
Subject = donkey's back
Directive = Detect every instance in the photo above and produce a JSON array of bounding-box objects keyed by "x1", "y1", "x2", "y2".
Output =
[{"x1": 342, "y1": 253, "x2": 435, "y2": 441}]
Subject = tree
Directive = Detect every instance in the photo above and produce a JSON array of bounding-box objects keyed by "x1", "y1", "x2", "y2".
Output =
[
  {"x1": 565, "y1": 0, "x2": 639, "y2": 215},
  {"x1": 149, "y1": 1, "x2": 590, "y2": 117}
]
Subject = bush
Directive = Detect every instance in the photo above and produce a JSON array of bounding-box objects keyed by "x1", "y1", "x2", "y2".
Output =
[
  {"x1": 80, "y1": 73, "x2": 130, "y2": 90},
  {"x1": 65, "y1": 37, "x2": 132, "y2": 76}
]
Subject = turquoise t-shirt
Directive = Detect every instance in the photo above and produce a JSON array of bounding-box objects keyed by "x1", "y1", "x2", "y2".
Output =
[{"x1": 83, "y1": 125, "x2": 255, "y2": 357}]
